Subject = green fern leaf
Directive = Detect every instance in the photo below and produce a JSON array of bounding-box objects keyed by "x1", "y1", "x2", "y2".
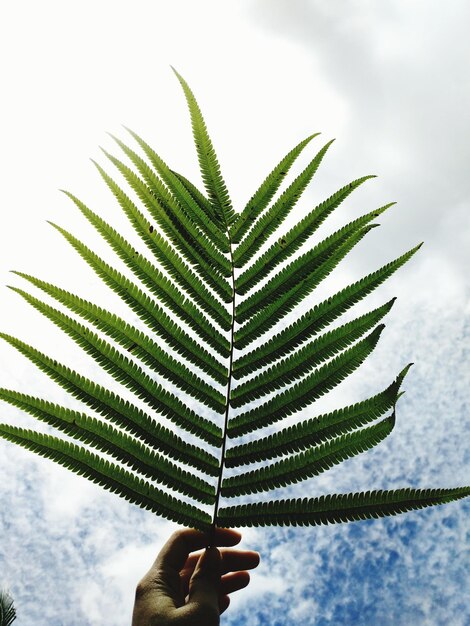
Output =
[
  {"x1": 9, "y1": 285, "x2": 225, "y2": 414},
  {"x1": 0, "y1": 70, "x2": 467, "y2": 539},
  {"x1": 229, "y1": 325, "x2": 384, "y2": 437},
  {"x1": 172, "y1": 67, "x2": 235, "y2": 226},
  {"x1": 231, "y1": 300, "x2": 395, "y2": 408},
  {"x1": 230, "y1": 133, "x2": 320, "y2": 244},
  {"x1": 0, "y1": 589, "x2": 16, "y2": 626},
  {"x1": 218, "y1": 487, "x2": 470, "y2": 527},
  {"x1": 236, "y1": 177, "x2": 379, "y2": 295},
  {"x1": 226, "y1": 365, "x2": 410, "y2": 467},
  {"x1": 222, "y1": 415, "x2": 395, "y2": 497},
  {"x1": 0, "y1": 424, "x2": 211, "y2": 530},
  {"x1": 111, "y1": 130, "x2": 230, "y2": 253},
  {"x1": 233, "y1": 139, "x2": 335, "y2": 267},
  {"x1": 233, "y1": 245, "x2": 421, "y2": 378}
]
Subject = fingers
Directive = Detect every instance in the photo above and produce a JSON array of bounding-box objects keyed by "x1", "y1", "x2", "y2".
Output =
[
  {"x1": 181, "y1": 550, "x2": 255, "y2": 596},
  {"x1": 183, "y1": 547, "x2": 222, "y2": 625},
  {"x1": 221, "y1": 570, "x2": 251, "y2": 595},
  {"x1": 219, "y1": 548, "x2": 260, "y2": 574},
  {"x1": 217, "y1": 572, "x2": 250, "y2": 615},
  {"x1": 182, "y1": 548, "x2": 255, "y2": 613},
  {"x1": 184, "y1": 549, "x2": 252, "y2": 620},
  {"x1": 153, "y1": 527, "x2": 242, "y2": 574},
  {"x1": 183, "y1": 548, "x2": 260, "y2": 575},
  {"x1": 133, "y1": 529, "x2": 256, "y2": 626},
  {"x1": 180, "y1": 548, "x2": 260, "y2": 597}
]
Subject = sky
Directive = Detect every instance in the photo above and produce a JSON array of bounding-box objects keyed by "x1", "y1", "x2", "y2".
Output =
[{"x1": 0, "y1": 1, "x2": 469, "y2": 624}]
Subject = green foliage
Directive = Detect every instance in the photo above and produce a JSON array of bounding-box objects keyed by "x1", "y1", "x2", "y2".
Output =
[
  {"x1": 0, "y1": 70, "x2": 468, "y2": 534},
  {"x1": 0, "y1": 590, "x2": 16, "y2": 626}
]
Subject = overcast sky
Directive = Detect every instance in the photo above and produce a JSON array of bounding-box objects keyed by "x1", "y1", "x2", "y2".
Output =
[{"x1": 0, "y1": 2, "x2": 469, "y2": 625}]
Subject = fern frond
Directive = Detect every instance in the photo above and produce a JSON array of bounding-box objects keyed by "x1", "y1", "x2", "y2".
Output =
[
  {"x1": 222, "y1": 415, "x2": 394, "y2": 497},
  {"x1": 234, "y1": 244, "x2": 421, "y2": 378},
  {"x1": 226, "y1": 365, "x2": 410, "y2": 467},
  {"x1": 218, "y1": 487, "x2": 470, "y2": 527},
  {"x1": 172, "y1": 67, "x2": 235, "y2": 225},
  {"x1": 0, "y1": 425, "x2": 211, "y2": 530},
  {"x1": 47, "y1": 222, "x2": 228, "y2": 381},
  {"x1": 1, "y1": 71, "x2": 465, "y2": 538},
  {"x1": 233, "y1": 140, "x2": 335, "y2": 268},
  {"x1": 118, "y1": 129, "x2": 230, "y2": 252},
  {"x1": 231, "y1": 300, "x2": 394, "y2": 408},
  {"x1": 229, "y1": 325, "x2": 384, "y2": 437},
  {"x1": 230, "y1": 134, "x2": 320, "y2": 244},
  {"x1": 12, "y1": 273, "x2": 225, "y2": 409},
  {"x1": 0, "y1": 390, "x2": 215, "y2": 503},
  {"x1": 0, "y1": 332, "x2": 222, "y2": 447},
  {"x1": 236, "y1": 177, "x2": 378, "y2": 295},
  {"x1": 234, "y1": 225, "x2": 375, "y2": 350},
  {"x1": 236, "y1": 205, "x2": 390, "y2": 324},
  {"x1": 0, "y1": 589, "x2": 16, "y2": 626},
  {"x1": 9, "y1": 286, "x2": 226, "y2": 416}
]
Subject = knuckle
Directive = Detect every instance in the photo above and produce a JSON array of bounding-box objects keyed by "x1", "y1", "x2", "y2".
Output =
[
  {"x1": 134, "y1": 571, "x2": 166, "y2": 600},
  {"x1": 134, "y1": 578, "x2": 149, "y2": 601},
  {"x1": 170, "y1": 528, "x2": 187, "y2": 542}
]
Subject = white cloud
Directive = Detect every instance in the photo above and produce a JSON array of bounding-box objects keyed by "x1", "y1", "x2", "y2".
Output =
[{"x1": 246, "y1": 0, "x2": 470, "y2": 277}]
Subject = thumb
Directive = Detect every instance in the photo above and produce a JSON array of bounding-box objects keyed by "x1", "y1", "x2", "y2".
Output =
[{"x1": 186, "y1": 547, "x2": 221, "y2": 623}]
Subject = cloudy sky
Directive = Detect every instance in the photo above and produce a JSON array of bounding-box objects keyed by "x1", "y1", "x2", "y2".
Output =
[{"x1": 0, "y1": 1, "x2": 469, "y2": 625}]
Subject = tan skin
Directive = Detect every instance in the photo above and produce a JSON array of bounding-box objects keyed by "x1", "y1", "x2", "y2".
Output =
[{"x1": 132, "y1": 528, "x2": 260, "y2": 626}]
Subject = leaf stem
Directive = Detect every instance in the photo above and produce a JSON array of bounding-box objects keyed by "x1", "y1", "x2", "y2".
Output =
[{"x1": 209, "y1": 227, "x2": 236, "y2": 546}]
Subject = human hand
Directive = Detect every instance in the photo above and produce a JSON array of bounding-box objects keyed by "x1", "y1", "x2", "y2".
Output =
[{"x1": 132, "y1": 527, "x2": 260, "y2": 625}]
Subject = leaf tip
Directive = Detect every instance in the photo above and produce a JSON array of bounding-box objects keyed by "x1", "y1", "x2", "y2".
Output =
[
  {"x1": 46, "y1": 220, "x2": 61, "y2": 233},
  {"x1": 122, "y1": 125, "x2": 138, "y2": 139},
  {"x1": 105, "y1": 131, "x2": 119, "y2": 143},
  {"x1": 98, "y1": 146, "x2": 111, "y2": 158},
  {"x1": 171, "y1": 66, "x2": 184, "y2": 83},
  {"x1": 396, "y1": 363, "x2": 413, "y2": 386},
  {"x1": 374, "y1": 323, "x2": 386, "y2": 338}
]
